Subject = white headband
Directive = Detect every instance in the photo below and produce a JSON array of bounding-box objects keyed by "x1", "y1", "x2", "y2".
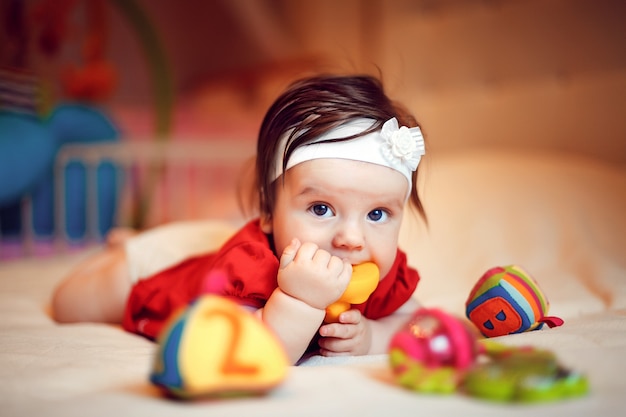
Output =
[{"x1": 272, "y1": 117, "x2": 425, "y2": 197}]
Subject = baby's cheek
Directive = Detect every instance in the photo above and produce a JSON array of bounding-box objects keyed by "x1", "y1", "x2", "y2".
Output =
[
  {"x1": 375, "y1": 245, "x2": 400, "y2": 279},
  {"x1": 376, "y1": 260, "x2": 395, "y2": 280}
]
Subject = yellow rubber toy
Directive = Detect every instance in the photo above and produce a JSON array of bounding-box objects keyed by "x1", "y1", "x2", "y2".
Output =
[{"x1": 324, "y1": 262, "x2": 379, "y2": 322}]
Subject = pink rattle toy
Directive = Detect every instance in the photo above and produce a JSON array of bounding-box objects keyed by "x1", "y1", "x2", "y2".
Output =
[{"x1": 389, "y1": 307, "x2": 479, "y2": 393}]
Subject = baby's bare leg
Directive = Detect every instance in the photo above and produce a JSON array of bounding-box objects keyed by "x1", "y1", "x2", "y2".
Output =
[{"x1": 52, "y1": 239, "x2": 133, "y2": 324}]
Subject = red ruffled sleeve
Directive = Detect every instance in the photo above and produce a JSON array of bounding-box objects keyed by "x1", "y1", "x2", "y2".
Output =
[
  {"x1": 207, "y1": 240, "x2": 279, "y2": 307},
  {"x1": 122, "y1": 220, "x2": 279, "y2": 340}
]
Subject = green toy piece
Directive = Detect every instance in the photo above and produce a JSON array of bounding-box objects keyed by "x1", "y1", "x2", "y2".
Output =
[{"x1": 462, "y1": 341, "x2": 589, "y2": 402}]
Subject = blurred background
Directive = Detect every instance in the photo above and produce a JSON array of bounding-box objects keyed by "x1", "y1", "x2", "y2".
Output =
[
  {"x1": 3, "y1": 0, "x2": 625, "y2": 157},
  {"x1": 1, "y1": 0, "x2": 625, "y2": 255}
]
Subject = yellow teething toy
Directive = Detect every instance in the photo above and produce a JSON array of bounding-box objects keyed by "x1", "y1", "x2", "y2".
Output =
[{"x1": 324, "y1": 262, "x2": 379, "y2": 322}]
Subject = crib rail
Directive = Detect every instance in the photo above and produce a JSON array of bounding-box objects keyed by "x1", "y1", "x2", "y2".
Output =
[{"x1": 1, "y1": 140, "x2": 254, "y2": 259}]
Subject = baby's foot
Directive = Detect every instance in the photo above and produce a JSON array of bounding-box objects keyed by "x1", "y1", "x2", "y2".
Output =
[{"x1": 105, "y1": 228, "x2": 138, "y2": 247}]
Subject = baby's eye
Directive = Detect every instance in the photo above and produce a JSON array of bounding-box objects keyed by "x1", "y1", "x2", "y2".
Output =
[
  {"x1": 309, "y1": 204, "x2": 334, "y2": 218},
  {"x1": 367, "y1": 209, "x2": 389, "y2": 222}
]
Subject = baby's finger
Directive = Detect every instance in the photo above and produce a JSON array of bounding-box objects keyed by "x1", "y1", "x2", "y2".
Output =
[
  {"x1": 340, "y1": 259, "x2": 353, "y2": 282},
  {"x1": 319, "y1": 347, "x2": 352, "y2": 357},
  {"x1": 319, "y1": 322, "x2": 354, "y2": 339},
  {"x1": 312, "y1": 248, "x2": 332, "y2": 267},
  {"x1": 293, "y1": 241, "x2": 319, "y2": 262},
  {"x1": 318, "y1": 335, "x2": 354, "y2": 355},
  {"x1": 337, "y1": 309, "x2": 361, "y2": 325},
  {"x1": 279, "y1": 238, "x2": 300, "y2": 269},
  {"x1": 328, "y1": 256, "x2": 352, "y2": 278}
]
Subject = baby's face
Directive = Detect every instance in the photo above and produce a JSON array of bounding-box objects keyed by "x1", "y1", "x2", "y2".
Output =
[{"x1": 262, "y1": 158, "x2": 408, "y2": 279}]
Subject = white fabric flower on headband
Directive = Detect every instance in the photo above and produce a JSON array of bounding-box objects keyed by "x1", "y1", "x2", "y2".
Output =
[{"x1": 380, "y1": 117, "x2": 425, "y2": 173}]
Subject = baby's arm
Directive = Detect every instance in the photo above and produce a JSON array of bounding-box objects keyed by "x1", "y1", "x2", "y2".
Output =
[
  {"x1": 366, "y1": 297, "x2": 419, "y2": 353},
  {"x1": 258, "y1": 288, "x2": 325, "y2": 364},
  {"x1": 256, "y1": 239, "x2": 352, "y2": 364},
  {"x1": 319, "y1": 296, "x2": 419, "y2": 356}
]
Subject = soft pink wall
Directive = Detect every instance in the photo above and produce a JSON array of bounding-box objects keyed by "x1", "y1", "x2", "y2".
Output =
[{"x1": 373, "y1": 0, "x2": 626, "y2": 164}]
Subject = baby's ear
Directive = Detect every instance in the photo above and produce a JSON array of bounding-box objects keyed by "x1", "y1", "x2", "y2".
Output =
[{"x1": 259, "y1": 214, "x2": 273, "y2": 233}]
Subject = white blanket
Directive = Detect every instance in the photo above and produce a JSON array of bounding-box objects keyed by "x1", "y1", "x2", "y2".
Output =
[{"x1": 1, "y1": 150, "x2": 625, "y2": 416}]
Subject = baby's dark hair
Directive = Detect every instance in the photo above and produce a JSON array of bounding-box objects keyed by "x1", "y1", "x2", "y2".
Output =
[{"x1": 253, "y1": 74, "x2": 426, "y2": 221}]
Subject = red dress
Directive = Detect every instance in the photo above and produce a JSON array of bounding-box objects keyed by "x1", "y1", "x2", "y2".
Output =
[{"x1": 122, "y1": 219, "x2": 420, "y2": 340}]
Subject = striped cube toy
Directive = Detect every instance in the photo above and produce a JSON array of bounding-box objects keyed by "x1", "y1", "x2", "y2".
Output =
[{"x1": 465, "y1": 266, "x2": 564, "y2": 338}]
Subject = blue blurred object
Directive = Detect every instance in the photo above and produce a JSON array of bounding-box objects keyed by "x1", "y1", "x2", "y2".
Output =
[
  {"x1": 0, "y1": 104, "x2": 121, "y2": 248},
  {"x1": 0, "y1": 199, "x2": 23, "y2": 259},
  {"x1": 0, "y1": 112, "x2": 56, "y2": 205},
  {"x1": 42, "y1": 103, "x2": 120, "y2": 242},
  {"x1": 96, "y1": 160, "x2": 120, "y2": 238},
  {"x1": 62, "y1": 160, "x2": 87, "y2": 241},
  {"x1": 60, "y1": 159, "x2": 121, "y2": 241},
  {"x1": 0, "y1": 200, "x2": 22, "y2": 240},
  {"x1": 30, "y1": 174, "x2": 55, "y2": 238},
  {"x1": 48, "y1": 103, "x2": 118, "y2": 145}
]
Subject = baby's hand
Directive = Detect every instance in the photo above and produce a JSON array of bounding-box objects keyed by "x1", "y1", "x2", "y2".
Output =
[
  {"x1": 278, "y1": 239, "x2": 352, "y2": 310},
  {"x1": 318, "y1": 309, "x2": 372, "y2": 356}
]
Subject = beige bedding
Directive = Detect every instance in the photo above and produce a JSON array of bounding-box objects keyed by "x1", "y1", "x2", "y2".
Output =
[{"x1": 1, "y1": 150, "x2": 625, "y2": 416}]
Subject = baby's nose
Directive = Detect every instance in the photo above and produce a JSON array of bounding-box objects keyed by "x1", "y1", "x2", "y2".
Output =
[{"x1": 332, "y1": 221, "x2": 364, "y2": 250}]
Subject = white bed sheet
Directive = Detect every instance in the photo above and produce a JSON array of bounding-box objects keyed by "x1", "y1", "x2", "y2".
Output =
[{"x1": 1, "y1": 150, "x2": 625, "y2": 416}]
